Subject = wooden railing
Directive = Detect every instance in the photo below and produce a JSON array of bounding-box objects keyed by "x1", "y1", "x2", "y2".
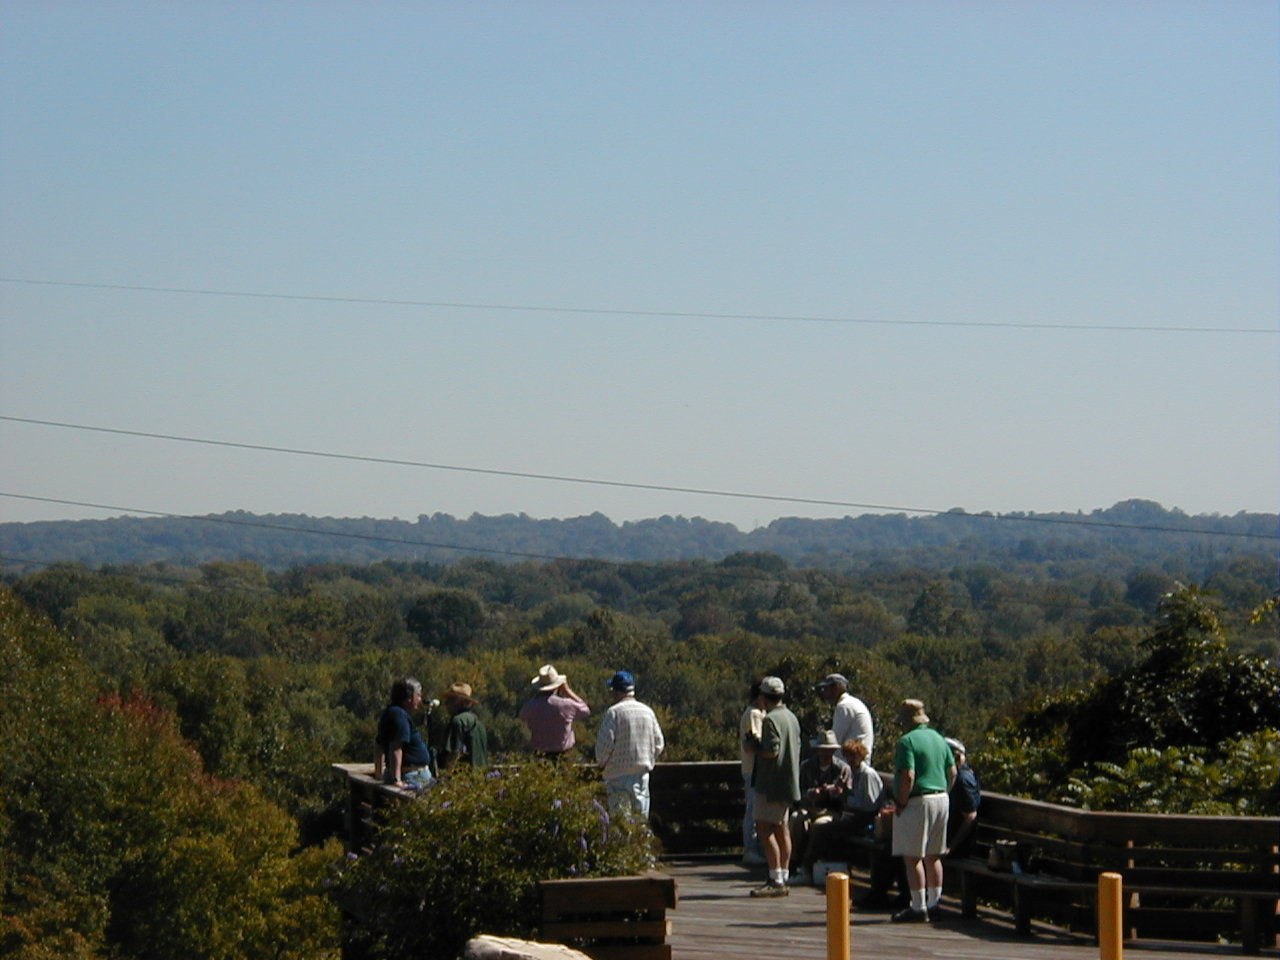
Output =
[{"x1": 331, "y1": 760, "x2": 1279, "y2": 952}]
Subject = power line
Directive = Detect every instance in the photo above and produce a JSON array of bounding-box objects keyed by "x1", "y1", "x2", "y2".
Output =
[
  {"x1": 2, "y1": 414, "x2": 947, "y2": 514},
  {"x1": 0, "y1": 476, "x2": 1274, "y2": 544},
  {"x1": 4, "y1": 415, "x2": 1276, "y2": 540},
  {"x1": 2, "y1": 276, "x2": 1274, "y2": 334}
]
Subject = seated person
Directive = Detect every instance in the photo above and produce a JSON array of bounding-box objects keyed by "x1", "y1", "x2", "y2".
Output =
[
  {"x1": 800, "y1": 730, "x2": 854, "y2": 814},
  {"x1": 374, "y1": 676, "x2": 434, "y2": 789},
  {"x1": 788, "y1": 731, "x2": 852, "y2": 877},
  {"x1": 792, "y1": 737, "x2": 883, "y2": 886}
]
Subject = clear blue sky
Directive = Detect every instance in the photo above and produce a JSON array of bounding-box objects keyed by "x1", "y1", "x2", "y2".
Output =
[{"x1": 2, "y1": 2, "x2": 1277, "y2": 531}]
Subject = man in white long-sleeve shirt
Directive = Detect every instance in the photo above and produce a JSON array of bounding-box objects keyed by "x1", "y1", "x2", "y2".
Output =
[
  {"x1": 595, "y1": 670, "x2": 665, "y2": 819},
  {"x1": 816, "y1": 673, "x2": 874, "y2": 763}
]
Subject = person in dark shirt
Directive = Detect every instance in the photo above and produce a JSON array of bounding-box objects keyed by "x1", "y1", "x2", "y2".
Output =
[
  {"x1": 375, "y1": 676, "x2": 434, "y2": 789},
  {"x1": 438, "y1": 681, "x2": 488, "y2": 770},
  {"x1": 944, "y1": 738, "x2": 981, "y2": 858}
]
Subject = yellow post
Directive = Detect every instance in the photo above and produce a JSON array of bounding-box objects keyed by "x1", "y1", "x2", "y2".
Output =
[
  {"x1": 826, "y1": 871, "x2": 850, "y2": 960},
  {"x1": 1098, "y1": 871, "x2": 1124, "y2": 960}
]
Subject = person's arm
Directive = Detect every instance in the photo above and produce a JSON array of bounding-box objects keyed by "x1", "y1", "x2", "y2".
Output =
[
  {"x1": 756, "y1": 714, "x2": 780, "y2": 759},
  {"x1": 895, "y1": 768, "x2": 914, "y2": 810},
  {"x1": 438, "y1": 715, "x2": 463, "y2": 771},
  {"x1": 595, "y1": 711, "x2": 616, "y2": 766},
  {"x1": 946, "y1": 764, "x2": 957, "y2": 792},
  {"x1": 373, "y1": 742, "x2": 384, "y2": 778},
  {"x1": 853, "y1": 706, "x2": 874, "y2": 752},
  {"x1": 388, "y1": 743, "x2": 405, "y2": 785},
  {"x1": 559, "y1": 683, "x2": 591, "y2": 719}
]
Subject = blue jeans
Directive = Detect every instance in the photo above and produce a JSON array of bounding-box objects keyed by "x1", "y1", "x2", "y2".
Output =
[{"x1": 606, "y1": 771, "x2": 651, "y2": 819}]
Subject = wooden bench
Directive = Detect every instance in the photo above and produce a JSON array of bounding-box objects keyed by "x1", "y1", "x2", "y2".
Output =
[
  {"x1": 949, "y1": 793, "x2": 1279, "y2": 953},
  {"x1": 539, "y1": 872, "x2": 678, "y2": 960}
]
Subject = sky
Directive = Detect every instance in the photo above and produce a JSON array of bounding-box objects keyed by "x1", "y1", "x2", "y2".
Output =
[{"x1": 2, "y1": 2, "x2": 1277, "y2": 533}]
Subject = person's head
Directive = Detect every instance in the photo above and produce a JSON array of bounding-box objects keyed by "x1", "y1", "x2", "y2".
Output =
[
  {"x1": 443, "y1": 682, "x2": 478, "y2": 715},
  {"x1": 530, "y1": 664, "x2": 567, "y2": 695},
  {"x1": 811, "y1": 729, "x2": 840, "y2": 765},
  {"x1": 391, "y1": 676, "x2": 423, "y2": 709},
  {"x1": 747, "y1": 680, "x2": 762, "y2": 703},
  {"x1": 815, "y1": 673, "x2": 849, "y2": 706},
  {"x1": 841, "y1": 739, "x2": 868, "y2": 771},
  {"x1": 898, "y1": 698, "x2": 929, "y2": 728},
  {"x1": 606, "y1": 670, "x2": 636, "y2": 701},
  {"x1": 944, "y1": 737, "x2": 966, "y2": 765},
  {"x1": 759, "y1": 675, "x2": 785, "y2": 706}
]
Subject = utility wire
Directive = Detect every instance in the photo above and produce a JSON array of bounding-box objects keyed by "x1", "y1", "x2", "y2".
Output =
[
  {"x1": 2, "y1": 414, "x2": 946, "y2": 514},
  {"x1": 4, "y1": 415, "x2": 1276, "y2": 540},
  {"x1": 2, "y1": 277, "x2": 1274, "y2": 334},
  {"x1": 0, "y1": 480, "x2": 1274, "y2": 543}
]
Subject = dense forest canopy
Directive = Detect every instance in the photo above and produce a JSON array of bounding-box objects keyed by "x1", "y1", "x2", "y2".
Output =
[{"x1": 2, "y1": 502, "x2": 1277, "y2": 958}]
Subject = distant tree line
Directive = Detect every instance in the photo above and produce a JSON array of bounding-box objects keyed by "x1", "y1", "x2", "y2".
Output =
[{"x1": 2, "y1": 499, "x2": 1273, "y2": 572}]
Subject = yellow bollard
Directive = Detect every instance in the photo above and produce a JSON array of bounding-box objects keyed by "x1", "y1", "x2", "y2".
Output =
[
  {"x1": 826, "y1": 871, "x2": 850, "y2": 960},
  {"x1": 1098, "y1": 871, "x2": 1124, "y2": 960}
]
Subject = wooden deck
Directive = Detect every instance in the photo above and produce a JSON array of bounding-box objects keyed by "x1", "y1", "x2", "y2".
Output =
[{"x1": 661, "y1": 859, "x2": 1274, "y2": 960}]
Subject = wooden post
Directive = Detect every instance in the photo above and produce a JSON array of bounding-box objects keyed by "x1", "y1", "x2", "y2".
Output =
[
  {"x1": 1098, "y1": 871, "x2": 1124, "y2": 960},
  {"x1": 826, "y1": 871, "x2": 849, "y2": 960}
]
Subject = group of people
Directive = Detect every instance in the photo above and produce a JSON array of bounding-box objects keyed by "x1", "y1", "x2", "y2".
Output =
[
  {"x1": 373, "y1": 677, "x2": 490, "y2": 788},
  {"x1": 374, "y1": 664, "x2": 979, "y2": 920},
  {"x1": 373, "y1": 662, "x2": 665, "y2": 819},
  {"x1": 741, "y1": 673, "x2": 980, "y2": 922}
]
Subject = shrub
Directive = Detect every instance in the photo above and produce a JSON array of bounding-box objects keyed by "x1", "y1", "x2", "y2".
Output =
[{"x1": 333, "y1": 762, "x2": 657, "y2": 959}]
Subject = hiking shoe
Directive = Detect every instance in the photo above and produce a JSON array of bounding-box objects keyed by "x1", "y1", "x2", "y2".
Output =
[
  {"x1": 891, "y1": 906, "x2": 929, "y2": 923},
  {"x1": 750, "y1": 881, "x2": 790, "y2": 898}
]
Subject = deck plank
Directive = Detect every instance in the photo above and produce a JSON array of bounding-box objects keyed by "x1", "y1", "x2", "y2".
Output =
[{"x1": 660, "y1": 859, "x2": 1269, "y2": 960}]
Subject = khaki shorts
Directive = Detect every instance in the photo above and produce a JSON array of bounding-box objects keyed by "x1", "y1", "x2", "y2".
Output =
[
  {"x1": 891, "y1": 792, "x2": 949, "y2": 857},
  {"x1": 752, "y1": 791, "x2": 791, "y2": 825}
]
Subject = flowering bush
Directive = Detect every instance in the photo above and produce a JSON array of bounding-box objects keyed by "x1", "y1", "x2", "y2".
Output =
[{"x1": 333, "y1": 762, "x2": 656, "y2": 959}]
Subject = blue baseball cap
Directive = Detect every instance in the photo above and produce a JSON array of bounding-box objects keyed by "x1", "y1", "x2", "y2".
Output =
[{"x1": 606, "y1": 670, "x2": 635, "y2": 692}]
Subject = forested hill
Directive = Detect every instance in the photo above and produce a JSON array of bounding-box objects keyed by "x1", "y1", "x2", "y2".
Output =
[{"x1": 1, "y1": 499, "x2": 1274, "y2": 575}]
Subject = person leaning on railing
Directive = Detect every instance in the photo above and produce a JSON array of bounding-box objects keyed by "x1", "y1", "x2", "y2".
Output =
[{"x1": 374, "y1": 676, "x2": 435, "y2": 790}]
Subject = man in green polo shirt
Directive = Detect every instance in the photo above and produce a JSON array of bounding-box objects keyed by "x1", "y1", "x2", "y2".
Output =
[{"x1": 891, "y1": 698, "x2": 955, "y2": 923}]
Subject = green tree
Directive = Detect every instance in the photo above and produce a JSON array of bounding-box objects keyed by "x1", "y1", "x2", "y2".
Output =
[
  {"x1": 983, "y1": 584, "x2": 1280, "y2": 811},
  {"x1": 405, "y1": 589, "x2": 487, "y2": 652}
]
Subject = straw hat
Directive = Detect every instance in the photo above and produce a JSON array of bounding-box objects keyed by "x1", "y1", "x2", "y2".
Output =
[
  {"x1": 531, "y1": 664, "x2": 567, "y2": 692},
  {"x1": 444, "y1": 682, "x2": 478, "y2": 706}
]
